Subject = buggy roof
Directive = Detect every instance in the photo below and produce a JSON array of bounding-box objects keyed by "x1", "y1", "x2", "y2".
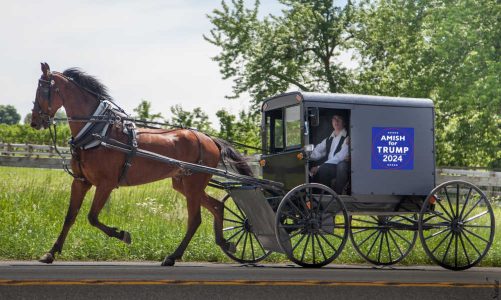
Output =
[{"x1": 262, "y1": 91, "x2": 434, "y2": 110}]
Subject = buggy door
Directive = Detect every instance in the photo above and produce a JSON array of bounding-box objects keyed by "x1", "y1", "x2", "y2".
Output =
[{"x1": 262, "y1": 105, "x2": 305, "y2": 190}]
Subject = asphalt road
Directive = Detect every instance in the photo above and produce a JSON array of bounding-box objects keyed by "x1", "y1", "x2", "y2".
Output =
[{"x1": 0, "y1": 261, "x2": 499, "y2": 300}]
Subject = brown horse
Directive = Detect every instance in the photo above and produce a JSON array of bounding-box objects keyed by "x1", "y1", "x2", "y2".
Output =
[{"x1": 31, "y1": 62, "x2": 251, "y2": 266}]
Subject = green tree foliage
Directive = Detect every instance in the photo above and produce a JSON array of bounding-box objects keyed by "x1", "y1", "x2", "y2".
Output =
[
  {"x1": 207, "y1": 0, "x2": 500, "y2": 168},
  {"x1": 205, "y1": 0, "x2": 355, "y2": 109},
  {"x1": 0, "y1": 105, "x2": 21, "y2": 125},
  {"x1": 133, "y1": 100, "x2": 163, "y2": 122},
  {"x1": 0, "y1": 124, "x2": 71, "y2": 146},
  {"x1": 216, "y1": 109, "x2": 261, "y2": 153},
  {"x1": 353, "y1": 0, "x2": 500, "y2": 168},
  {"x1": 168, "y1": 104, "x2": 214, "y2": 134}
]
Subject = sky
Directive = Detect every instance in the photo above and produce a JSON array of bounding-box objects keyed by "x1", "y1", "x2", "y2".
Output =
[{"x1": 0, "y1": 0, "x2": 286, "y2": 125}]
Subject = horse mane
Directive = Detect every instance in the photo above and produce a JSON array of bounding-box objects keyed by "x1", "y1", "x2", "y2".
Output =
[{"x1": 62, "y1": 68, "x2": 114, "y2": 102}]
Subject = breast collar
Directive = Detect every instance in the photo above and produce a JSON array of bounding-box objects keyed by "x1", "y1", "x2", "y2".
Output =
[{"x1": 70, "y1": 101, "x2": 113, "y2": 150}]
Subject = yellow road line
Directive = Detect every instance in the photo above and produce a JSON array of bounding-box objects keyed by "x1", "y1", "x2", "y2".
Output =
[{"x1": 0, "y1": 280, "x2": 494, "y2": 288}]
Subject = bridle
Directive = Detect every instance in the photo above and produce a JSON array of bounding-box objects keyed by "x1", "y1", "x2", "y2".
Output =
[{"x1": 34, "y1": 74, "x2": 56, "y2": 127}]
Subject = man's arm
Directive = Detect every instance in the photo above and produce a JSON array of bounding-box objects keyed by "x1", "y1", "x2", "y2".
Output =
[{"x1": 310, "y1": 138, "x2": 327, "y2": 161}]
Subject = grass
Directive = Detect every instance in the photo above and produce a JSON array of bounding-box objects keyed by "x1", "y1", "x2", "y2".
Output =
[{"x1": 0, "y1": 166, "x2": 499, "y2": 267}]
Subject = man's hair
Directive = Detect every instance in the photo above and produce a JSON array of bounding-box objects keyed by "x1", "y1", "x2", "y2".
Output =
[{"x1": 331, "y1": 114, "x2": 346, "y2": 124}]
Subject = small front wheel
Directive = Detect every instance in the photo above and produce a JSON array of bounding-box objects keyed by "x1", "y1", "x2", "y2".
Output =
[
  {"x1": 221, "y1": 194, "x2": 271, "y2": 264},
  {"x1": 275, "y1": 183, "x2": 349, "y2": 268}
]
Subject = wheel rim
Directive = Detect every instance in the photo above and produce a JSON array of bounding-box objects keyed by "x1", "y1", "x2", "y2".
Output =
[
  {"x1": 221, "y1": 194, "x2": 271, "y2": 263},
  {"x1": 419, "y1": 181, "x2": 495, "y2": 270},
  {"x1": 276, "y1": 183, "x2": 349, "y2": 268},
  {"x1": 350, "y1": 214, "x2": 417, "y2": 266}
]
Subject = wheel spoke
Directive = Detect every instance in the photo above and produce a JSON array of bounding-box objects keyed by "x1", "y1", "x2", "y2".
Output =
[
  {"x1": 431, "y1": 230, "x2": 452, "y2": 255},
  {"x1": 318, "y1": 230, "x2": 338, "y2": 253},
  {"x1": 385, "y1": 232, "x2": 392, "y2": 262},
  {"x1": 224, "y1": 205, "x2": 244, "y2": 222},
  {"x1": 223, "y1": 225, "x2": 243, "y2": 232},
  {"x1": 463, "y1": 211, "x2": 489, "y2": 224},
  {"x1": 377, "y1": 231, "x2": 384, "y2": 263},
  {"x1": 315, "y1": 233, "x2": 328, "y2": 262},
  {"x1": 462, "y1": 196, "x2": 486, "y2": 221},
  {"x1": 454, "y1": 233, "x2": 458, "y2": 268},
  {"x1": 391, "y1": 228, "x2": 413, "y2": 246},
  {"x1": 443, "y1": 187, "x2": 456, "y2": 218},
  {"x1": 357, "y1": 229, "x2": 379, "y2": 247},
  {"x1": 462, "y1": 230, "x2": 482, "y2": 257},
  {"x1": 279, "y1": 223, "x2": 304, "y2": 230},
  {"x1": 427, "y1": 211, "x2": 452, "y2": 223},
  {"x1": 253, "y1": 233, "x2": 266, "y2": 254},
  {"x1": 388, "y1": 230, "x2": 404, "y2": 257},
  {"x1": 367, "y1": 231, "x2": 382, "y2": 257},
  {"x1": 441, "y1": 232, "x2": 454, "y2": 264},
  {"x1": 300, "y1": 233, "x2": 311, "y2": 262},
  {"x1": 463, "y1": 224, "x2": 492, "y2": 228},
  {"x1": 312, "y1": 232, "x2": 316, "y2": 264},
  {"x1": 352, "y1": 217, "x2": 379, "y2": 225},
  {"x1": 352, "y1": 228, "x2": 373, "y2": 235},
  {"x1": 291, "y1": 232, "x2": 307, "y2": 253},
  {"x1": 434, "y1": 196, "x2": 454, "y2": 221},
  {"x1": 458, "y1": 233, "x2": 471, "y2": 266},
  {"x1": 224, "y1": 217, "x2": 243, "y2": 224},
  {"x1": 316, "y1": 190, "x2": 326, "y2": 215},
  {"x1": 458, "y1": 187, "x2": 473, "y2": 220},
  {"x1": 226, "y1": 227, "x2": 244, "y2": 242},
  {"x1": 455, "y1": 184, "x2": 460, "y2": 220},
  {"x1": 241, "y1": 231, "x2": 249, "y2": 259},
  {"x1": 287, "y1": 199, "x2": 306, "y2": 218},
  {"x1": 425, "y1": 228, "x2": 449, "y2": 240},
  {"x1": 320, "y1": 228, "x2": 345, "y2": 241},
  {"x1": 462, "y1": 227, "x2": 490, "y2": 244}
]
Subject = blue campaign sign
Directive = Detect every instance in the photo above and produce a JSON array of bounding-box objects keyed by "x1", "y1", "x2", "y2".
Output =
[{"x1": 371, "y1": 127, "x2": 414, "y2": 170}]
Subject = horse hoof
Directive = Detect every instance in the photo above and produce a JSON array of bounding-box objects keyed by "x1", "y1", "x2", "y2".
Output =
[
  {"x1": 120, "y1": 231, "x2": 132, "y2": 244},
  {"x1": 161, "y1": 257, "x2": 175, "y2": 267},
  {"x1": 39, "y1": 253, "x2": 54, "y2": 264}
]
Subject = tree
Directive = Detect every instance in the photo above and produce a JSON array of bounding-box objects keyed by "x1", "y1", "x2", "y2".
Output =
[
  {"x1": 133, "y1": 100, "x2": 163, "y2": 122},
  {"x1": 205, "y1": 0, "x2": 355, "y2": 109},
  {"x1": 0, "y1": 105, "x2": 21, "y2": 125},
  {"x1": 353, "y1": 0, "x2": 500, "y2": 168},
  {"x1": 169, "y1": 105, "x2": 214, "y2": 133},
  {"x1": 216, "y1": 109, "x2": 261, "y2": 153}
]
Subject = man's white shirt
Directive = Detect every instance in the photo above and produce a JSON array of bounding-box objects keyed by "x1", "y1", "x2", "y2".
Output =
[{"x1": 310, "y1": 128, "x2": 349, "y2": 165}]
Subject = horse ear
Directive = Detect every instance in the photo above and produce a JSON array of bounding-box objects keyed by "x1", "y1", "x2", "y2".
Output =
[{"x1": 40, "y1": 62, "x2": 51, "y2": 77}]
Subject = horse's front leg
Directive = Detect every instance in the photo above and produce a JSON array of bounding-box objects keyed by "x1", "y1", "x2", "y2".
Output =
[
  {"x1": 87, "y1": 186, "x2": 131, "y2": 244},
  {"x1": 39, "y1": 179, "x2": 91, "y2": 264}
]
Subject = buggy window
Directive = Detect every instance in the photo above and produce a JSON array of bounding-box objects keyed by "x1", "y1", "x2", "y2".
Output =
[
  {"x1": 265, "y1": 105, "x2": 301, "y2": 153},
  {"x1": 285, "y1": 105, "x2": 301, "y2": 148}
]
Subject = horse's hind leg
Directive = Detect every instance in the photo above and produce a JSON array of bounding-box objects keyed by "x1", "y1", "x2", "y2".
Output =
[
  {"x1": 201, "y1": 195, "x2": 236, "y2": 254},
  {"x1": 39, "y1": 179, "x2": 91, "y2": 264},
  {"x1": 162, "y1": 177, "x2": 203, "y2": 266},
  {"x1": 87, "y1": 186, "x2": 131, "y2": 244}
]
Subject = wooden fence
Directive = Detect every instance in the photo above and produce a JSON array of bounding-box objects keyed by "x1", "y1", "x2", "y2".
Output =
[{"x1": 1, "y1": 143, "x2": 499, "y2": 197}]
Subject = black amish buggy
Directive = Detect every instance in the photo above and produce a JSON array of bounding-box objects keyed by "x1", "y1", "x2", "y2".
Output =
[{"x1": 216, "y1": 92, "x2": 494, "y2": 270}]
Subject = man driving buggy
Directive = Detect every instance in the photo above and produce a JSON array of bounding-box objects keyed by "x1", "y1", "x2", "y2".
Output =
[{"x1": 309, "y1": 114, "x2": 350, "y2": 195}]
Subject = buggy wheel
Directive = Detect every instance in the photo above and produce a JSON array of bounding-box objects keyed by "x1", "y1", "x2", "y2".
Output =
[
  {"x1": 275, "y1": 183, "x2": 349, "y2": 268},
  {"x1": 419, "y1": 180, "x2": 495, "y2": 271},
  {"x1": 220, "y1": 194, "x2": 271, "y2": 264},
  {"x1": 350, "y1": 214, "x2": 417, "y2": 266}
]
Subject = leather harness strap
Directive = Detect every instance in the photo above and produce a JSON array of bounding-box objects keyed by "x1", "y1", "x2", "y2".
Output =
[{"x1": 117, "y1": 122, "x2": 138, "y2": 186}]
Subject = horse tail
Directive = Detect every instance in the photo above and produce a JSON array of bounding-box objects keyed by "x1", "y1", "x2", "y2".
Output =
[{"x1": 212, "y1": 137, "x2": 253, "y2": 177}]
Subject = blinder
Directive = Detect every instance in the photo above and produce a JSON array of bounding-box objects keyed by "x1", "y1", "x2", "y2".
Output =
[{"x1": 34, "y1": 76, "x2": 55, "y2": 126}]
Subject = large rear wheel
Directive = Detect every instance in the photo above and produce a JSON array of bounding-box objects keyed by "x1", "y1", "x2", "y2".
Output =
[{"x1": 419, "y1": 180, "x2": 495, "y2": 270}]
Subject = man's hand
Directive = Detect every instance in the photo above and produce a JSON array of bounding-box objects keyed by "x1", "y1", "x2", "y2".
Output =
[{"x1": 310, "y1": 166, "x2": 320, "y2": 176}]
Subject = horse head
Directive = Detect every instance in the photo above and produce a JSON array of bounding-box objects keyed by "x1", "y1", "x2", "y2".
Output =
[{"x1": 31, "y1": 62, "x2": 64, "y2": 129}]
